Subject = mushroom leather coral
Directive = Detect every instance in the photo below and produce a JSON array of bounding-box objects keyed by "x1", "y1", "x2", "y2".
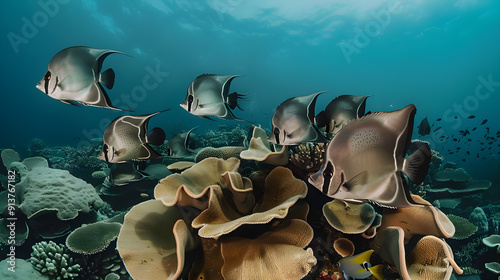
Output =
[
  {"x1": 406, "y1": 235, "x2": 463, "y2": 279},
  {"x1": 322, "y1": 200, "x2": 376, "y2": 234},
  {"x1": 220, "y1": 219, "x2": 317, "y2": 280},
  {"x1": 192, "y1": 166, "x2": 307, "y2": 239},
  {"x1": 378, "y1": 194, "x2": 455, "y2": 243},
  {"x1": 154, "y1": 157, "x2": 240, "y2": 210},
  {"x1": 117, "y1": 200, "x2": 197, "y2": 280}
]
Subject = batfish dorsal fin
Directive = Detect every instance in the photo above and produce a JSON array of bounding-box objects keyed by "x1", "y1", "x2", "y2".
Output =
[
  {"x1": 196, "y1": 73, "x2": 216, "y2": 79},
  {"x1": 147, "y1": 127, "x2": 166, "y2": 146}
]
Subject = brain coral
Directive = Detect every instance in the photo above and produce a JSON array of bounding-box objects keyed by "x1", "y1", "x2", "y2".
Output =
[{"x1": 18, "y1": 167, "x2": 104, "y2": 220}]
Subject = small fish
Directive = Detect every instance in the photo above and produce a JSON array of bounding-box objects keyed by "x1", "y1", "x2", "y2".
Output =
[
  {"x1": 338, "y1": 250, "x2": 384, "y2": 280},
  {"x1": 180, "y1": 74, "x2": 246, "y2": 121},
  {"x1": 433, "y1": 127, "x2": 442, "y2": 133},
  {"x1": 436, "y1": 118, "x2": 442, "y2": 121},
  {"x1": 466, "y1": 151, "x2": 470, "y2": 155},
  {"x1": 417, "y1": 117, "x2": 430, "y2": 136},
  {"x1": 309, "y1": 104, "x2": 431, "y2": 208},
  {"x1": 468, "y1": 115, "x2": 476, "y2": 119},
  {"x1": 166, "y1": 127, "x2": 197, "y2": 157},
  {"x1": 36, "y1": 46, "x2": 130, "y2": 110},
  {"x1": 315, "y1": 95, "x2": 371, "y2": 135},
  {"x1": 481, "y1": 119, "x2": 488, "y2": 125},
  {"x1": 472, "y1": 127, "x2": 477, "y2": 131},
  {"x1": 97, "y1": 110, "x2": 168, "y2": 163},
  {"x1": 268, "y1": 92, "x2": 329, "y2": 145}
]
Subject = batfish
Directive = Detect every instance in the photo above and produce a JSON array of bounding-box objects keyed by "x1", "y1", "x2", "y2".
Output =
[
  {"x1": 309, "y1": 104, "x2": 431, "y2": 208},
  {"x1": 180, "y1": 74, "x2": 246, "y2": 121},
  {"x1": 316, "y1": 95, "x2": 370, "y2": 135},
  {"x1": 268, "y1": 91, "x2": 329, "y2": 145},
  {"x1": 166, "y1": 127, "x2": 197, "y2": 157},
  {"x1": 36, "y1": 46, "x2": 130, "y2": 110},
  {"x1": 418, "y1": 117, "x2": 430, "y2": 136},
  {"x1": 97, "y1": 110, "x2": 168, "y2": 163}
]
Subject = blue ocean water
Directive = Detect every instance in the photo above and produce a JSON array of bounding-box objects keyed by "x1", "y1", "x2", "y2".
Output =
[{"x1": 1, "y1": 1, "x2": 500, "y2": 278}]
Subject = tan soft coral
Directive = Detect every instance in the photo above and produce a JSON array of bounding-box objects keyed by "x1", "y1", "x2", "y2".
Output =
[
  {"x1": 154, "y1": 157, "x2": 240, "y2": 210},
  {"x1": 192, "y1": 166, "x2": 307, "y2": 239},
  {"x1": 220, "y1": 219, "x2": 316, "y2": 280}
]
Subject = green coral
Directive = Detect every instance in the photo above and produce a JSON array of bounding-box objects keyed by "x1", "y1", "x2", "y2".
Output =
[
  {"x1": 30, "y1": 241, "x2": 81, "y2": 280},
  {"x1": 447, "y1": 214, "x2": 478, "y2": 239},
  {"x1": 66, "y1": 222, "x2": 122, "y2": 255},
  {"x1": 195, "y1": 146, "x2": 245, "y2": 162}
]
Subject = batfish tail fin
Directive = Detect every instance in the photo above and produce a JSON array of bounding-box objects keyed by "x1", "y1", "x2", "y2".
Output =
[
  {"x1": 227, "y1": 92, "x2": 246, "y2": 110},
  {"x1": 402, "y1": 141, "x2": 431, "y2": 184},
  {"x1": 100, "y1": 68, "x2": 115, "y2": 89},
  {"x1": 147, "y1": 127, "x2": 166, "y2": 146}
]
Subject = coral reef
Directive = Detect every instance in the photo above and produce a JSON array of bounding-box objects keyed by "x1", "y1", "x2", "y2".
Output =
[
  {"x1": 118, "y1": 159, "x2": 315, "y2": 280},
  {"x1": 289, "y1": 142, "x2": 325, "y2": 172},
  {"x1": 75, "y1": 249, "x2": 131, "y2": 280},
  {"x1": 17, "y1": 166, "x2": 104, "y2": 220},
  {"x1": 195, "y1": 146, "x2": 245, "y2": 162},
  {"x1": 30, "y1": 241, "x2": 81, "y2": 280},
  {"x1": 447, "y1": 214, "x2": 478, "y2": 240},
  {"x1": 191, "y1": 124, "x2": 250, "y2": 147}
]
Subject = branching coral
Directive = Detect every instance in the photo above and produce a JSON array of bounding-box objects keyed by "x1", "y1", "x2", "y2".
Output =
[
  {"x1": 289, "y1": 142, "x2": 325, "y2": 172},
  {"x1": 30, "y1": 241, "x2": 81, "y2": 280}
]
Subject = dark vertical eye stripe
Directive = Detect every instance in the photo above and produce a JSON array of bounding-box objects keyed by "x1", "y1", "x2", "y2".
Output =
[
  {"x1": 188, "y1": 95, "x2": 193, "y2": 111},
  {"x1": 103, "y1": 144, "x2": 109, "y2": 162},
  {"x1": 44, "y1": 72, "x2": 50, "y2": 95}
]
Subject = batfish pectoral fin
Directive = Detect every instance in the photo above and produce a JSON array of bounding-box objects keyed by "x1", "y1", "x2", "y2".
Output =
[
  {"x1": 368, "y1": 264, "x2": 385, "y2": 280},
  {"x1": 402, "y1": 141, "x2": 431, "y2": 184},
  {"x1": 115, "y1": 148, "x2": 127, "y2": 156},
  {"x1": 342, "y1": 170, "x2": 368, "y2": 190},
  {"x1": 99, "y1": 68, "x2": 115, "y2": 89}
]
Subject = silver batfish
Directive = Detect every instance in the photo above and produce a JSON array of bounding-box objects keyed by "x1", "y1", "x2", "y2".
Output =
[
  {"x1": 36, "y1": 46, "x2": 129, "y2": 110},
  {"x1": 268, "y1": 91, "x2": 329, "y2": 145},
  {"x1": 97, "y1": 110, "x2": 168, "y2": 163},
  {"x1": 166, "y1": 127, "x2": 196, "y2": 157},
  {"x1": 309, "y1": 104, "x2": 431, "y2": 208},
  {"x1": 180, "y1": 74, "x2": 246, "y2": 120},
  {"x1": 315, "y1": 95, "x2": 370, "y2": 135}
]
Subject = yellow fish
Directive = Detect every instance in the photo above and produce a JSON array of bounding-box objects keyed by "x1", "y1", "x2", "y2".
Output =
[{"x1": 338, "y1": 250, "x2": 384, "y2": 280}]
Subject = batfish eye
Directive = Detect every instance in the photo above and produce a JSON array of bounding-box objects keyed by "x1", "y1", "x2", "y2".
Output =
[
  {"x1": 188, "y1": 95, "x2": 194, "y2": 102},
  {"x1": 44, "y1": 71, "x2": 51, "y2": 80}
]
